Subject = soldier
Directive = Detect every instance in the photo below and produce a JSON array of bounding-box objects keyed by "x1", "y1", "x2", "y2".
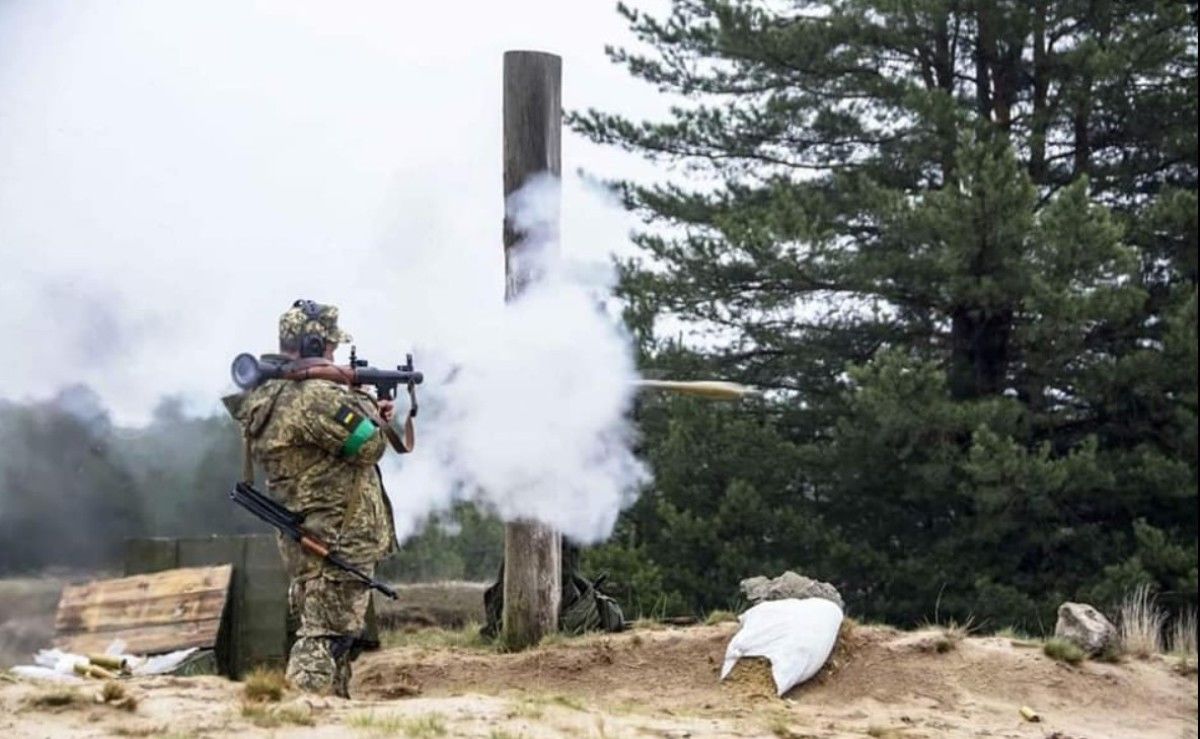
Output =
[{"x1": 225, "y1": 299, "x2": 413, "y2": 697}]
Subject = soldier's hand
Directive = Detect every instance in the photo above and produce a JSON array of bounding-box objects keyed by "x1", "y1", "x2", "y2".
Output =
[{"x1": 377, "y1": 399, "x2": 397, "y2": 424}]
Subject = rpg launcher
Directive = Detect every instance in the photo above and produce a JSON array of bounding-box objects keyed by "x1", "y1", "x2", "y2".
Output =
[
  {"x1": 230, "y1": 348, "x2": 424, "y2": 401},
  {"x1": 229, "y1": 482, "x2": 398, "y2": 600}
]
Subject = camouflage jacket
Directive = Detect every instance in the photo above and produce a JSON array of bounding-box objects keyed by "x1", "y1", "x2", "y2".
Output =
[{"x1": 225, "y1": 375, "x2": 398, "y2": 575}]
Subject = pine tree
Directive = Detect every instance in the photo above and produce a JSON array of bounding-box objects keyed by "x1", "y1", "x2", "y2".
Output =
[{"x1": 576, "y1": 0, "x2": 1197, "y2": 624}]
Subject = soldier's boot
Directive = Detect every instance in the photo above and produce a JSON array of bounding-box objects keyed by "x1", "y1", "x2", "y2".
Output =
[
  {"x1": 330, "y1": 635, "x2": 356, "y2": 699},
  {"x1": 285, "y1": 636, "x2": 338, "y2": 695}
]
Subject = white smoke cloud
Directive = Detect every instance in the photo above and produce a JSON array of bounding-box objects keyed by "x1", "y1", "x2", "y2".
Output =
[
  {"x1": 384, "y1": 173, "x2": 649, "y2": 543},
  {"x1": 0, "y1": 0, "x2": 663, "y2": 543}
]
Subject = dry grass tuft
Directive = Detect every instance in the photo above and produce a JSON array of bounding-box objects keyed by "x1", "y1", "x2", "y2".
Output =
[
  {"x1": 96, "y1": 680, "x2": 138, "y2": 711},
  {"x1": 1043, "y1": 638, "x2": 1085, "y2": 665},
  {"x1": 1094, "y1": 640, "x2": 1126, "y2": 663},
  {"x1": 347, "y1": 711, "x2": 446, "y2": 736},
  {"x1": 931, "y1": 635, "x2": 957, "y2": 653},
  {"x1": 704, "y1": 609, "x2": 739, "y2": 626},
  {"x1": 239, "y1": 701, "x2": 276, "y2": 727},
  {"x1": 1169, "y1": 607, "x2": 1197, "y2": 659},
  {"x1": 241, "y1": 665, "x2": 287, "y2": 703},
  {"x1": 99, "y1": 681, "x2": 126, "y2": 702},
  {"x1": 401, "y1": 713, "x2": 448, "y2": 737},
  {"x1": 1119, "y1": 584, "x2": 1166, "y2": 658},
  {"x1": 239, "y1": 700, "x2": 315, "y2": 728},
  {"x1": 915, "y1": 616, "x2": 973, "y2": 654},
  {"x1": 347, "y1": 710, "x2": 405, "y2": 734},
  {"x1": 507, "y1": 699, "x2": 546, "y2": 720},
  {"x1": 276, "y1": 704, "x2": 317, "y2": 727}
]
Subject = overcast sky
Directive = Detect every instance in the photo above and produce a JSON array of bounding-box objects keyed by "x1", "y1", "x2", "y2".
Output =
[{"x1": 0, "y1": 0, "x2": 673, "y2": 423}]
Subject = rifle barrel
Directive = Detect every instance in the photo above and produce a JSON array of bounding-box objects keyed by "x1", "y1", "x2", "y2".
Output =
[{"x1": 229, "y1": 482, "x2": 398, "y2": 600}]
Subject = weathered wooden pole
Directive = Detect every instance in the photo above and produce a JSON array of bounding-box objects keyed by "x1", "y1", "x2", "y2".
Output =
[{"x1": 501, "y1": 50, "x2": 562, "y2": 650}]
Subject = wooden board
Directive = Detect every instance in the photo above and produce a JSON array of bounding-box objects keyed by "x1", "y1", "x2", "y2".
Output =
[{"x1": 54, "y1": 564, "x2": 232, "y2": 655}]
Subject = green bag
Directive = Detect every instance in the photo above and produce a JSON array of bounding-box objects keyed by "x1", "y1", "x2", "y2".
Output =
[{"x1": 481, "y1": 541, "x2": 625, "y2": 639}]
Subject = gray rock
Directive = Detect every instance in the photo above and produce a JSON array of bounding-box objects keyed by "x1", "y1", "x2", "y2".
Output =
[
  {"x1": 739, "y1": 571, "x2": 844, "y2": 611},
  {"x1": 1054, "y1": 602, "x2": 1117, "y2": 655}
]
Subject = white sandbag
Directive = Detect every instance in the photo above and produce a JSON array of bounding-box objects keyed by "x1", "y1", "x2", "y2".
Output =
[
  {"x1": 10, "y1": 665, "x2": 84, "y2": 684},
  {"x1": 720, "y1": 597, "x2": 843, "y2": 696}
]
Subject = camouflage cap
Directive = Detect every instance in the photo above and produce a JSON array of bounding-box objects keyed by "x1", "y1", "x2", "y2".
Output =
[{"x1": 279, "y1": 300, "x2": 353, "y2": 349}]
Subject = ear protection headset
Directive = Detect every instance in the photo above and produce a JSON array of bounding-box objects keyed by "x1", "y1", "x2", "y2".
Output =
[{"x1": 293, "y1": 299, "x2": 326, "y2": 358}]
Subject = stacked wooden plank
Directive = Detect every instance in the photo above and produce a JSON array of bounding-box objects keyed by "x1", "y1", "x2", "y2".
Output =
[{"x1": 54, "y1": 565, "x2": 232, "y2": 656}]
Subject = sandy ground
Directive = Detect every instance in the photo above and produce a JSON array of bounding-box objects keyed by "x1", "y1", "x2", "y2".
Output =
[{"x1": 2, "y1": 622, "x2": 1195, "y2": 738}]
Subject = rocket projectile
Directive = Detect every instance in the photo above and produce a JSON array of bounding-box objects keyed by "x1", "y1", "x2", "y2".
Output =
[{"x1": 633, "y1": 379, "x2": 761, "y2": 400}]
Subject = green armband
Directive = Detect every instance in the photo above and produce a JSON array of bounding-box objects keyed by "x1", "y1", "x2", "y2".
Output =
[{"x1": 341, "y1": 417, "x2": 377, "y2": 457}]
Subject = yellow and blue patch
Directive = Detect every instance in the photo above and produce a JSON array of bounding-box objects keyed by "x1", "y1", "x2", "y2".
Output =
[
  {"x1": 333, "y1": 404, "x2": 364, "y2": 431},
  {"x1": 334, "y1": 404, "x2": 376, "y2": 457}
]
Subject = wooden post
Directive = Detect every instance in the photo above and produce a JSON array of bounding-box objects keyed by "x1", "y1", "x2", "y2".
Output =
[{"x1": 501, "y1": 50, "x2": 562, "y2": 651}]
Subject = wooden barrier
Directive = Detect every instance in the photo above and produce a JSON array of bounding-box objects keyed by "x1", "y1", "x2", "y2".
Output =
[{"x1": 55, "y1": 565, "x2": 232, "y2": 656}]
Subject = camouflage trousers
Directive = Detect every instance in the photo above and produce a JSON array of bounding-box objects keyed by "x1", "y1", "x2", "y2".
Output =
[{"x1": 285, "y1": 567, "x2": 372, "y2": 698}]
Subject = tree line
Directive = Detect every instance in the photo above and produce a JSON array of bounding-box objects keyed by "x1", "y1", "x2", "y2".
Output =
[
  {"x1": 0, "y1": 388, "x2": 501, "y2": 583},
  {"x1": 576, "y1": 0, "x2": 1197, "y2": 629}
]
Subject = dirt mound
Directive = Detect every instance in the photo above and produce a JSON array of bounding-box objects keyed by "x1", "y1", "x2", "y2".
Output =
[
  {"x1": 356, "y1": 622, "x2": 1198, "y2": 738},
  {"x1": 358, "y1": 624, "x2": 734, "y2": 705}
]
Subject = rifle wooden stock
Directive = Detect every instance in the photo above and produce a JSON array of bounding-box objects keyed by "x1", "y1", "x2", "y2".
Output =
[{"x1": 299, "y1": 535, "x2": 330, "y2": 558}]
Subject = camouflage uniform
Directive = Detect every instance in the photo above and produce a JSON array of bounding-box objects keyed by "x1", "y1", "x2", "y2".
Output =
[{"x1": 226, "y1": 303, "x2": 398, "y2": 698}]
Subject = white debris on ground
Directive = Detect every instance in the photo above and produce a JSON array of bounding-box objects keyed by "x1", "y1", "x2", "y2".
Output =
[
  {"x1": 8, "y1": 640, "x2": 199, "y2": 682},
  {"x1": 131, "y1": 647, "x2": 200, "y2": 676},
  {"x1": 720, "y1": 597, "x2": 844, "y2": 696},
  {"x1": 9, "y1": 665, "x2": 83, "y2": 683}
]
